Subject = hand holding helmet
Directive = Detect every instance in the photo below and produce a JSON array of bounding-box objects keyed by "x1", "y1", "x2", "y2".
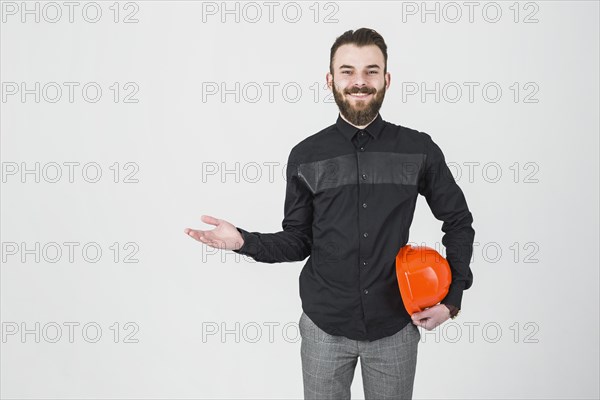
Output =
[{"x1": 395, "y1": 244, "x2": 455, "y2": 330}]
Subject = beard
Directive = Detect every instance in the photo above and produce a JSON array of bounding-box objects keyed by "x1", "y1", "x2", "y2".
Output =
[{"x1": 332, "y1": 78, "x2": 386, "y2": 126}]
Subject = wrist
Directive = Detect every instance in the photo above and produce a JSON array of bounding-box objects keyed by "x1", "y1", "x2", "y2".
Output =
[{"x1": 232, "y1": 227, "x2": 246, "y2": 252}]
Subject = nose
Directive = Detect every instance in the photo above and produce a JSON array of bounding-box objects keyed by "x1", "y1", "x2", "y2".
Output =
[{"x1": 351, "y1": 75, "x2": 367, "y2": 87}]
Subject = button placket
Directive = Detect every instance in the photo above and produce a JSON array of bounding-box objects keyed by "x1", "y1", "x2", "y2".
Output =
[{"x1": 356, "y1": 145, "x2": 371, "y2": 307}]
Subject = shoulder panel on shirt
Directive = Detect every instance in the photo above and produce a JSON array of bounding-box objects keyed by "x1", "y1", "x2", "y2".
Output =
[{"x1": 385, "y1": 121, "x2": 432, "y2": 146}]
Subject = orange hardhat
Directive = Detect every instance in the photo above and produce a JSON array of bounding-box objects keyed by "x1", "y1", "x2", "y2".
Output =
[{"x1": 395, "y1": 244, "x2": 452, "y2": 315}]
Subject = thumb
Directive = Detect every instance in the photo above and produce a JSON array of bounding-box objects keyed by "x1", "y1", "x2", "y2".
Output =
[
  {"x1": 201, "y1": 215, "x2": 220, "y2": 226},
  {"x1": 412, "y1": 308, "x2": 429, "y2": 320}
]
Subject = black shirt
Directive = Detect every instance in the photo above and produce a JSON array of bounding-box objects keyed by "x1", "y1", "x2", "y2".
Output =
[{"x1": 233, "y1": 112, "x2": 475, "y2": 342}]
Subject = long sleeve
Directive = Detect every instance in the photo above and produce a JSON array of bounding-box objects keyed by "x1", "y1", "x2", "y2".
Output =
[
  {"x1": 417, "y1": 134, "x2": 475, "y2": 310},
  {"x1": 232, "y1": 148, "x2": 314, "y2": 263}
]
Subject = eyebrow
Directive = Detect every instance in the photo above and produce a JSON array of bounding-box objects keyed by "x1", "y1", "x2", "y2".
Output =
[{"x1": 339, "y1": 64, "x2": 381, "y2": 69}]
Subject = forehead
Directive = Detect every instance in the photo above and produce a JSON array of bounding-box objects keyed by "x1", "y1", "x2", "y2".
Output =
[{"x1": 332, "y1": 44, "x2": 384, "y2": 69}]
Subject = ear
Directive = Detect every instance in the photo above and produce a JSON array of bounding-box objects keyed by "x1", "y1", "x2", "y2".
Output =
[
  {"x1": 385, "y1": 72, "x2": 391, "y2": 89},
  {"x1": 326, "y1": 72, "x2": 333, "y2": 90}
]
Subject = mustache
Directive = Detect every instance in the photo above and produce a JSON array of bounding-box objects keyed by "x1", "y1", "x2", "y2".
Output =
[{"x1": 346, "y1": 87, "x2": 376, "y2": 95}]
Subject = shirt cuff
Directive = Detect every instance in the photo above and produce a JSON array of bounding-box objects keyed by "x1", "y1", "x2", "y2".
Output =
[
  {"x1": 443, "y1": 303, "x2": 460, "y2": 318},
  {"x1": 231, "y1": 227, "x2": 254, "y2": 256},
  {"x1": 441, "y1": 280, "x2": 466, "y2": 310}
]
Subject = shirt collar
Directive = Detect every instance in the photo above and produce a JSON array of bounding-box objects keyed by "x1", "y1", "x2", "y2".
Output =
[{"x1": 335, "y1": 112, "x2": 385, "y2": 141}]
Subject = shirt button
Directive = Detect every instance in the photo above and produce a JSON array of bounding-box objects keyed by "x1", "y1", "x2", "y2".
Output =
[
  {"x1": 359, "y1": 131, "x2": 365, "y2": 136},
  {"x1": 360, "y1": 147, "x2": 365, "y2": 151},
  {"x1": 362, "y1": 261, "x2": 368, "y2": 266},
  {"x1": 363, "y1": 232, "x2": 368, "y2": 238},
  {"x1": 364, "y1": 289, "x2": 369, "y2": 295},
  {"x1": 362, "y1": 202, "x2": 367, "y2": 208},
  {"x1": 361, "y1": 174, "x2": 367, "y2": 180}
]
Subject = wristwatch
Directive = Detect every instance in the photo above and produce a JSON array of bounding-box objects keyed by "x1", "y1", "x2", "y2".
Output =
[{"x1": 443, "y1": 304, "x2": 460, "y2": 319}]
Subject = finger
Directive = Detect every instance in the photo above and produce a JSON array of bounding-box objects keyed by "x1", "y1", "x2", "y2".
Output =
[
  {"x1": 422, "y1": 319, "x2": 433, "y2": 331},
  {"x1": 184, "y1": 228, "x2": 202, "y2": 236},
  {"x1": 418, "y1": 309, "x2": 435, "y2": 319},
  {"x1": 428, "y1": 320, "x2": 440, "y2": 331},
  {"x1": 412, "y1": 317, "x2": 427, "y2": 328},
  {"x1": 201, "y1": 215, "x2": 220, "y2": 226},
  {"x1": 184, "y1": 228, "x2": 196, "y2": 238},
  {"x1": 185, "y1": 229, "x2": 206, "y2": 242}
]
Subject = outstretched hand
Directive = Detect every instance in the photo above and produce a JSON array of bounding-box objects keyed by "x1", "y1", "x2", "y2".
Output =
[
  {"x1": 411, "y1": 304, "x2": 451, "y2": 331},
  {"x1": 184, "y1": 215, "x2": 244, "y2": 251}
]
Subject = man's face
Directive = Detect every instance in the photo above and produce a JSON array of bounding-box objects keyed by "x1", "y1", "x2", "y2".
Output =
[{"x1": 327, "y1": 44, "x2": 391, "y2": 126}]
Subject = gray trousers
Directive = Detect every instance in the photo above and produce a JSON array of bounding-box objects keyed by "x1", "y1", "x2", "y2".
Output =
[{"x1": 299, "y1": 312, "x2": 420, "y2": 400}]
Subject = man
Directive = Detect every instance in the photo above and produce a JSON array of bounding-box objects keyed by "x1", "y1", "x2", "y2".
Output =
[{"x1": 185, "y1": 28, "x2": 475, "y2": 400}]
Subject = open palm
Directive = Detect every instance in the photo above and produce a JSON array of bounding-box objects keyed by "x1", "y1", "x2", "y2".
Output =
[{"x1": 184, "y1": 215, "x2": 244, "y2": 251}]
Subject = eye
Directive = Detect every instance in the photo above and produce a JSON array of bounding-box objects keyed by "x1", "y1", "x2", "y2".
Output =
[
  {"x1": 369, "y1": 71, "x2": 378, "y2": 74},
  {"x1": 341, "y1": 71, "x2": 351, "y2": 74}
]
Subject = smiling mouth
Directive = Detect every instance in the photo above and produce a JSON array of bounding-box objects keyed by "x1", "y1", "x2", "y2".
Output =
[{"x1": 348, "y1": 93, "x2": 372, "y2": 99}]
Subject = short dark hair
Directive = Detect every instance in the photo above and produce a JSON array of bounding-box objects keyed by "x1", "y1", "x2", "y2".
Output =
[{"x1": 329, "y1": 28, "x2": 388, "y2": 75}]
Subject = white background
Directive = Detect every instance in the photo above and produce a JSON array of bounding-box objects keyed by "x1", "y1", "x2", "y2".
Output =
[{"x1": 1, "y1": 1, "x2": 599, "y2": 399}]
